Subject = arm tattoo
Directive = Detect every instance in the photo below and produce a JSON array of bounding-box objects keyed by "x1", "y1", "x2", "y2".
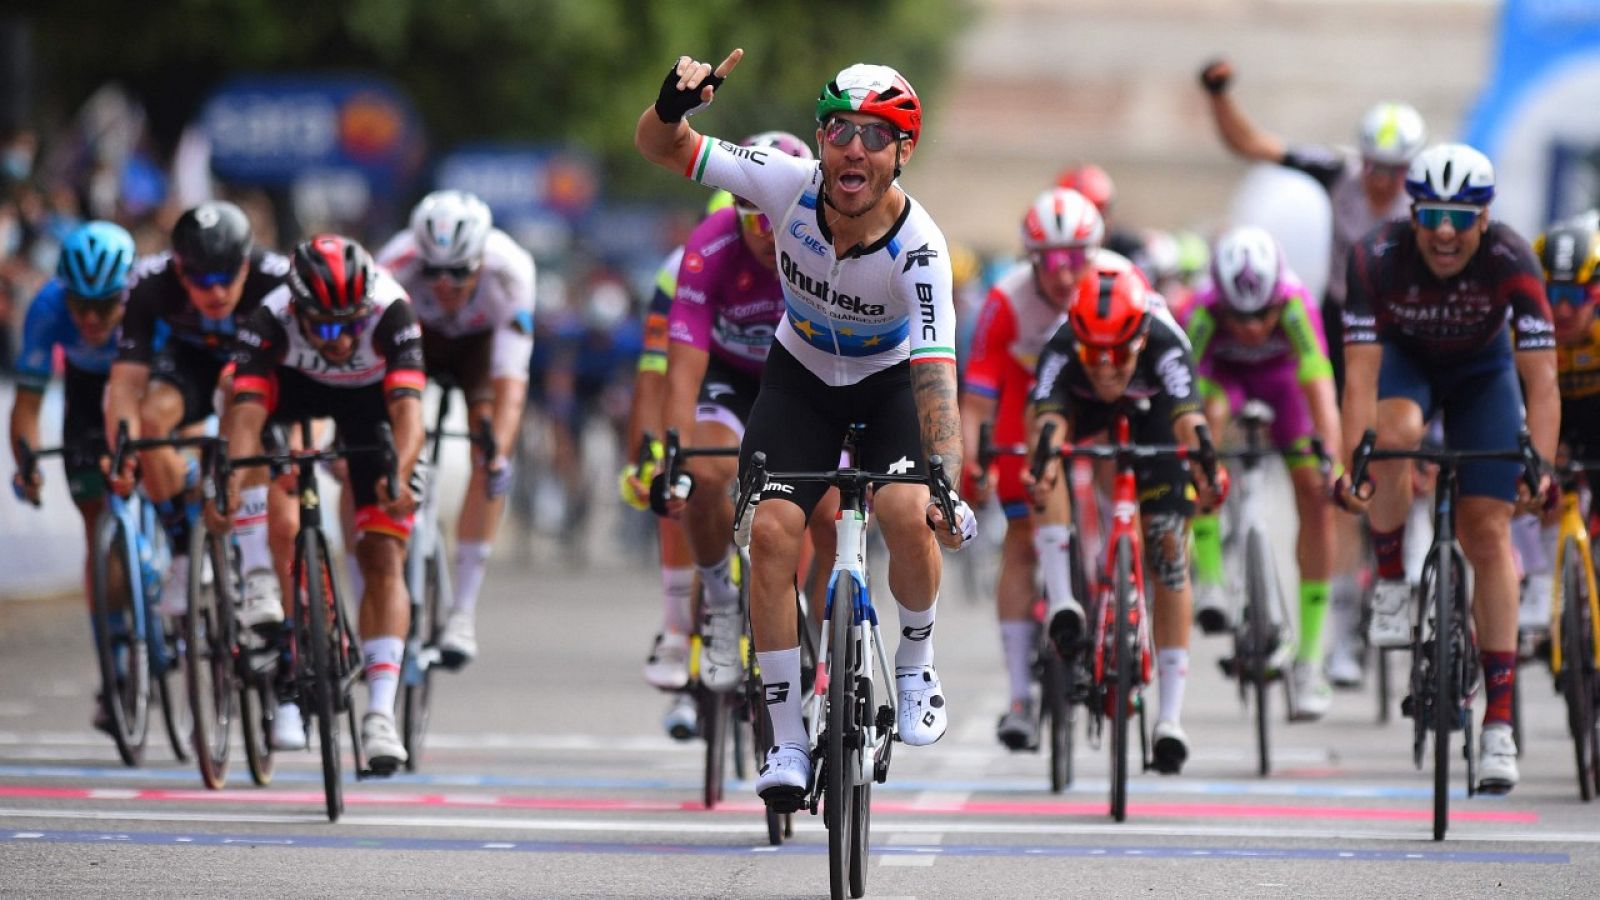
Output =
[{"x1": 912, "y1": 362, "x2": 962, "y2": 477}]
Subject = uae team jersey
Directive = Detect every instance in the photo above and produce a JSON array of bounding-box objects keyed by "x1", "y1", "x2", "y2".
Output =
[
  {"x1": 684, "y1": 135, "x2": 956, "y2": 387},
  {"x1": 232, "y1": 271, "x2": 426, "y2": 398},
  {"x1": 376, "y1": 228, "x2": 536, "y2": 380},
  {"x1": 16, "y1": 279, "x2": 121, "y2": 390},
  {"x1": 670, "y1": 207, "x2": 784, "y2": 378},
  {"x1": 1343, "y1": 220, "x2": 1554, "y2": 361}
]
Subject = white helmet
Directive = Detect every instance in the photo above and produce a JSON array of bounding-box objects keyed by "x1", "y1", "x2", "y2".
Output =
[
  {"x1": 1210, "y1": 226, "x2": 1283, "y2": 314},
  {"x1": 410, "y1": 190, "x2": 493, "y2": 268},
  {"x1": 1020, "y1": 187, "x2": 1104, "y2": 252},
  {"x1": 1405, "y1": 143, "x2": 1496, "y2": 206},
  {"x1": 1359, "y1": 102, "x2": 1427, "y2": 166}
]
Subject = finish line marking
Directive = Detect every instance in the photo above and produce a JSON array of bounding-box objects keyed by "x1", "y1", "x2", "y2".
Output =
[{"x1": 0, "y1": 828, "x2": 1568, "y2": 864}]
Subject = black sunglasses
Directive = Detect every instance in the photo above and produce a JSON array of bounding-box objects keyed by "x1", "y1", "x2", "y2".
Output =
[
  {"x1": 422, "y1": 263, "x2": 477, "y2": 283},
  {"x1": 823, "y1": 119, "x2": 901, "y2": 153}
]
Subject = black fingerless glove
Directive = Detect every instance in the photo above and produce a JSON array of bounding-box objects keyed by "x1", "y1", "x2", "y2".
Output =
[
  {"x1": 1199, "y1": 59, "x2": 1230, "y2": 96},
  {"x1": 655, "y1": 64, "x2": 724, "y2": 124}
]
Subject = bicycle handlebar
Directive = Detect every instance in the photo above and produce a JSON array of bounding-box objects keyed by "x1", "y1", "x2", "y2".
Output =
[
  {"x1": 211, "y1": 420, "x2": 398, "y2": 515},
  {"x1": 14, "y1": 437, "x2": 65, "y2": 508},
  {"x1": 1348, "y1": 427, "x2": 1542, "y2": 501},
  {"x1": 731, "y1": 448, "x2": 961, "y2": 538}
]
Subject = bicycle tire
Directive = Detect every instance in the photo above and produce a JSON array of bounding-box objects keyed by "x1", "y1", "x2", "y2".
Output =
[
  {"x1": 1110, "y1": 535, "x2": 1133, "y2": 823},
  {"x1": 1561, "y1": 538, "x2": 1596, "y2": 801},
  {"x1": 157, "y1": 645, "x2": 192, "y2": 763},
  {"x1": 240, "y1": 678, "x2": 275, "y2": 786},
  {"x1": 701, "y1": 688, "x2": 729, "y2": 809},
  {"x1": 849, "y1": 779, "x2": 870, "y2": 898},
  {"x1": 402, "y1": 548, "x2": 443, "y2": 772},
  {"x1": 1246, "y1": 529, "x2": 1271, "y2": 778},
  {"x1": 827, "y1": 576, "x2": 858, "y2": 900},
  {"x1": 186, "y1": 528, "x2": 234, "y2": 788},
  {"x1": 1432, "y1": 549, "x2": 1456, "y2": 842},
  {"x1": 92, "y1": 510, "x2": 149, "y2": 767},
  {"x1": 1043, "y1": 647, "x2": 1072, "y2": 792},
  {"x1": 299, "y1": 532, "x2": 343, "y2": 822}
]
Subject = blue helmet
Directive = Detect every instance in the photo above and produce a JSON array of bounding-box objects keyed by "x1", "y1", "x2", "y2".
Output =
[
  {"x1": 58, "y1": 221, "x2": 135, "y2": 299},
  {"x1": 1405, "y1": 143, "x2": 1495, "y2": 206}
]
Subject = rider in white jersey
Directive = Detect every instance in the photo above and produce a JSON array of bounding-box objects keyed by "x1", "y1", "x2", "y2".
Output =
[
  {"x1": 636, "y1": 51, "x2": 975, "y2": 809},
  {"x1": 376, "y1": 192, "x2": 536, "y2": 667}
]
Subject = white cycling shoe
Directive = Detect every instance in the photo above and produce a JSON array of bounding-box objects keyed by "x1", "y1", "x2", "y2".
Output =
[
  {"x1": 1290, "y1": 661, "x2": 1332, "y2": 722},
  {"x1": 155, "y1": 554, "x2": 191, "y2": 619},
  {"x1": 239, "y1": 569, "x2": 285, "y2": 631},
  {"x1": 1367, "y1": 580, "x2": 1414, "y2": 649},
  {"x1": 1478, "y1": 724, "x2": 1519, "y2": 794},
  {"x1": 271, "y1": 701, "x2": 307, "y2": 751},
  {"x1": 1325, "y1": 639, "x2": 1365, "y2": 689},
  {"x1": 698, "y1": 605, "x2": 744, "y2": 693},
  {"x1": 756, "y1": 742, "x2": 811, "y2": 811},
  {"x1": 662, "y1": 693, "x2": 698, "y2": 741},
  {"x1": 1151, "y1": 719, "x2": 1190, "y2": 774},
  {"x1": 362, "y1": 712, "x2": 407, "y2": 776},
  {"x1": 437, "y1": 609, "x2": 478, "y2": 670},
  {"x1": 1193, "y1": 581, "x2": 1231, "y2": 635},
  {"x1": 896, "y1": 666, "x2": 948, "y2": 746},
  {"x1": 643, "y1": 633, "x2": 691, "y2": 691}
]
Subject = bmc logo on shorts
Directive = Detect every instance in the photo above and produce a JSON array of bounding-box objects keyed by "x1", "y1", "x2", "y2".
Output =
[{"x1": 762, "y1": 481, "x2": 794, "y2": 494}]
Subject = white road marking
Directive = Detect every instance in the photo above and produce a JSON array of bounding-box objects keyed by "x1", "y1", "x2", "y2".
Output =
[{"x1": 880, "y1": 856, "x2": 936, "y2": 866}]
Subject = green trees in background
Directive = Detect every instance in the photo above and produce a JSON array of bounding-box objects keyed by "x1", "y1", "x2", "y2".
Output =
[{"x1": 35, "y1": 0, "x2": 970, "y2": 195}]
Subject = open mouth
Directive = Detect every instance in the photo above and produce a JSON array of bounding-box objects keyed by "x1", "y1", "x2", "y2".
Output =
[{"x1": 837, "y1": 171, "x2": 868, "y2": 193}]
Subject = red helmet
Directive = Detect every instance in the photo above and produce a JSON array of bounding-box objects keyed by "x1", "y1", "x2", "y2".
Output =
[
  {"x1": 1056, "y1": 164, "x2": 1116, "y2": 214},
  {"x1": 1069, "y1": 266, "x2": 1149, "y2": 347},
  {"x1": 289, "y1": 234, "x2": 376, "y2": 320}
]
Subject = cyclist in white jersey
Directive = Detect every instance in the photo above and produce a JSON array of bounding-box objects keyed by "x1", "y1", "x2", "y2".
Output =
[
  {"x1": 376, "y1": 191, "x2": 536, "y2": 667},
  {"x1": 636, "y1": 51, "x2": 976, "y2": 808}
]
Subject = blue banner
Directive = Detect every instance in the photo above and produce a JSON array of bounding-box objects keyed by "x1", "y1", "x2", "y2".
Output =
[
  {"x1": 435, "y1": 144, "x2": 600, "y2": 224},
  {"x1": 202, "y1": 76, "x2": 422, "y2": 188},
  {"x1": 1464, "y1": 0, "x2": 1600, "y2": 234}
]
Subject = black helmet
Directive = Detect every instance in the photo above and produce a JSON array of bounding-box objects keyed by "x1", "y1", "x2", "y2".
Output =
[{"x1": 171, "y1": 201, "x2": 253, "y2": 275}]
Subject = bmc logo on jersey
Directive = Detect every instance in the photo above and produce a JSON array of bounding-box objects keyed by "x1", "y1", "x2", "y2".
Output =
[
  {"x1": 717, "y1": 141, "x2": 768, "y2": 165},
  {"x1": 788, "y1": 220, "x2": 829, "y2": 257},
  {"x1": 1155, "y1": 347, "x2": 1191, "y2": 397}
]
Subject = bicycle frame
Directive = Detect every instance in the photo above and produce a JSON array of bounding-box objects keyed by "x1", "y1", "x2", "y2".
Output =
[
  {"x1": 1081, "y1": 417, "x2": 1154, "y2": 692},
  {"x1": 98, "y1": 489, "x2": 177, "y2": 679}
]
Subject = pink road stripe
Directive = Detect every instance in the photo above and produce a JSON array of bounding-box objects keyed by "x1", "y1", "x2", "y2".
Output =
[{"x1": 0, "y1": 785, "x2": 1537, "y2": 824}]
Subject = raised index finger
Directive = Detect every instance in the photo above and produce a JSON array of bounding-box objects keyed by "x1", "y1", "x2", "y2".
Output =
[{"x1": 714, "y1": 48, "x2": 744, "y2": 79}]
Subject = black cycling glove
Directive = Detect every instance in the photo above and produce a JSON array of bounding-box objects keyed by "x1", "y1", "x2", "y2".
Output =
[
  {"x1": 1199, "y1": 59, "x2": 1231, "y2": 96},
  {"x1": 655, "y1": 63, "x2": 724, "y2": 124}
]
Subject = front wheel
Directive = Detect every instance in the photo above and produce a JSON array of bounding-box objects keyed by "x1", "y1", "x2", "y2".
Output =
[
  {"x1": 298, "y1": 533, "x2": 343, "y2": 822},
  {"x1": 91, "y1": 510, "x2": 149, "y2": 767},
  {"x1": 1560, "y1": 538, "x2": 1598, "y2": 801},
  {"x1": 186, "y1": 528, "x2": 236, "y2": 789},
  {"x1": 1431, "y1": 550, "x2": 1460, "y2": 842},
  {"x1": 826, "y1": 577, "x2": 859, "y2": 900},
  {"x1": 1110, "y1": 535, "x2": 1134, "y2": 823},
  {"x1": 1245, "y1": 530, "x2": 1272, "y2": 778},
  {"x1": 401, "y1": 549, "x2": 444, "y2": 771}
]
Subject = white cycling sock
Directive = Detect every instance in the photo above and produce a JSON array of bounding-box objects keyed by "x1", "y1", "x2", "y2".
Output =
[
  {"x1": 1157, "y1": 647, "x2": 1188, "y2": 725},
  {"x1": 1001, "y1": 620, "x2": 1036, "y2": 705},
  {"x1": 894, "y1": 599, "x2": 937, "y2": 669},
  {"x1": 363, "y1": 636, "x2": 404, "y2": 720},
  {"x1": 451, "y1": 540, "x2": 492, "y2": 616},
  {"x1": 757, "y1": 647, "x2": 807, "y2": 747},
  {"x1": 234, "y1": 486, "x2": 271, "y2": 575},
  {"x1": 1034, "y1": 524, "x2": 1076, "y2": 612},
  {"x1": 662, "y1": 566, "x2": 694, "y2": 636},
  {"x1": 697, "y1": 554, "x2": 739, "y2": 611}
]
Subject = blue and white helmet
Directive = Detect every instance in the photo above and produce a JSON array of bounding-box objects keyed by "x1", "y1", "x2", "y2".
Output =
[
  {"x1": 1405, "y1": 143, "x2": 1495, "y2": 206},
  {"x1": 1359, "y1": 102, "x2": 1427, "y2": 166},
  {"x1": 58, "y1": 220, "x2": 135, "y2": 299},
  {"x1": 410, "y1": 190, "x2": 493, "y2": 268}
]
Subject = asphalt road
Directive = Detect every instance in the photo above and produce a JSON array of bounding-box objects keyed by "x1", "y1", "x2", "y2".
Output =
[{"x1": 1, "y1": 514, "x2": 1597, "y2": 899}]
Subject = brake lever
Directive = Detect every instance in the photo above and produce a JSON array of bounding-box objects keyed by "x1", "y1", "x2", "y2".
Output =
[{"x1": 927, "y1": 455, "x2": 959, "y2": 536}]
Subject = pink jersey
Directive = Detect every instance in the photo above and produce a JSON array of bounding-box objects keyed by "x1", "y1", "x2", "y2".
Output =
[
  {"x1": 668, "y1": 207, "x2": 784, "y2": 378},
  {"x1": 1186, "y1": 269, "x2": 1329, "y2": 371}
]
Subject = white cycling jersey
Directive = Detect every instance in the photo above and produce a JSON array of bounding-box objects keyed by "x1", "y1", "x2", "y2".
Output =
[
  {"x1": 376, "y1": 228, "x2": 536, "y2": 381},
  {"x1": 246, "y1": 271, "x2": 415, "y2": 389},
  {"x1": 685, "y1": 136, "x2": 956, "y2": 387}
]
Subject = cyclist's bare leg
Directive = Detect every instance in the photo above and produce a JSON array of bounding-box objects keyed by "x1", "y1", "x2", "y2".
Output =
[
  {"x1": 804, "y1": 489, "x2": 840, "y2": 630},
  {"x1": 750, "y1": 500, "x2": 807, "y2": 652},
  {"x1": 1146, "y1": 511, "x2": 1193, "y2": 730},
  {"x1": 1460, "y1": 497, "x2": 1517, "y2": 654},
  {"x1": 997, "y1": 516, "x2": 1037, "y2": 705},
  {"x1": 681, "y1": 420, "x2": 740, "y2": 567},
  {"x1": 135, "y1": 382, "x2": 189, "y2": 503},
  {"x1": 1367, "y1": 399, "x2": 1425, "y2": 533},
  {"x1": 1291, "y1": 463, "x2": 1334, "y2": 665},
  {"x1": 876, "y1": 482, "x2": 939, "y2": 616},
  {"x1": 75, "y1": 499, "x2": 107, "y2": 609},
  {"x1": 452, "y1": 385, "x2": 524, "y2": 614}
]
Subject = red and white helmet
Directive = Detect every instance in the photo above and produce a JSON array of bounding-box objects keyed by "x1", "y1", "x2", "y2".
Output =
[
  {"x1": 1056, "y1": 164, "x2": 1116, "y2": 214},
  {"x1": 1021, "y1": 188, "x2": 1104, "y2": 252}
]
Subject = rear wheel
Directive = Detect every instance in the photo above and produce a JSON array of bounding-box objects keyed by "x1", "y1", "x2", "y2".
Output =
[
  {"x1": 826, "y1": 577, "x2": 858, "y2": 900},
  {"x1": 402, "y1": 549, "x2": 443, "y2": 771},
  {"x1": 1246, "y1": 530, "x2": 1272, "y2": 778},
  {"x1": 186, "y1": 528, "x2": 236, "y2": 789},
  {"x1": 1110, "y1": 536, "x2": 1133, "y2": 823},
  {"x1": 92, "y1": 511, "x2": 149, "y2": 767},
  {"x1": 240, "y1": 679, "x2": 275, "y2": 786}
]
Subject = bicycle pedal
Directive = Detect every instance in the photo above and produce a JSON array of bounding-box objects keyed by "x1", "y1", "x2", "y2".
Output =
[
  {"x1": 1400, "y1": 694, "x2": 1417, "y2": 719},
  {"x1": 875, "y1": 704, "x2": 894, "y2": 732},
  {"x1": 1217, "y1": 656, "x2": 1238, "y2": 678}
]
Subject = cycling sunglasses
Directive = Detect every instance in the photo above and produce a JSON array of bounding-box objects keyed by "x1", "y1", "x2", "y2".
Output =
[
  {"x1": 421, "y1": 262, "x2": 478, "y2": 284},
  {"x1": 1413, "y1": 204, "x2": 1483, "y2": 231},
  {"x1": 823, "y1": 118, "x2": 901, "y2": 153},
  {"x1": 302, "y1": 315, "x2": 366, "y2": 342},
  {"x1": 182, "y1": 267, "x2": 237, "y2": 289},
  {"x1": 1224, "y1": 305, "x2": 1275, "y2": 323},
  {"x1": 734, "y1": 199, "x2": 771, "y2": 236},
  {"x1": 1031, "y1": 247, "x2": 1092, "y2": 275},
  {"x1": 65, "y1": 290, "x2": 125, "y2": 316},
  {"x1": 1076, "y1": 339, "x2": 1140, "y2": 368},
  {"x1": 1548, "y1": 282, "x2": 1596, "y2": 307}
]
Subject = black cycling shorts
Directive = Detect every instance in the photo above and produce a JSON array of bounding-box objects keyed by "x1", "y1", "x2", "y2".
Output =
[
  {"x1": 62, "y1": 363, "x2": 110, "y2": 502},
  {"x1": 740, "y1": 342, "x2": 924, "y2": 517},
  {"x1": 696, "y1": 355, "x2": 760, "y2": 437},
  {"x1": 267, "y1": 368, "x2": 392, "y2": 510},
  {"x1": 151, "y1": 340, "x2": 228, "y2": 427},
  {"x1": 422, "y1": 328, "x2": 494, "y2": 406},
  {"x1": 1069, "y1": 394, "x2": 1195, "y2": 518}
]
